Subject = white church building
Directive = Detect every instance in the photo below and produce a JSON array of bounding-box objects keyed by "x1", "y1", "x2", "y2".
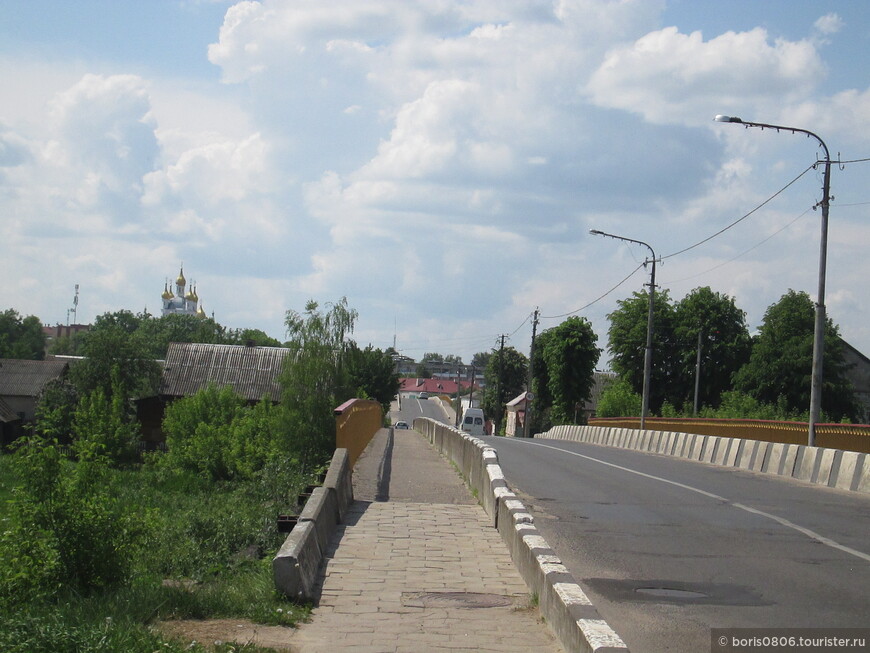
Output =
[{"x1": 161, "y1": 266, "x2": 206, "y2": 318}]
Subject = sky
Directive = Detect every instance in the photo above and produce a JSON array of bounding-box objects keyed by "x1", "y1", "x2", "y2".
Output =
[{"x1": 2, "y1": 0, "x2": 869, "y2": 368}]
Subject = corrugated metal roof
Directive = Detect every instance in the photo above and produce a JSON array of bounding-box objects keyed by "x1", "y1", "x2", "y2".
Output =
[
  {"x1": 0, "y1": 358, "x2": 68, "y2": 397},
  {"x1": 160, "y1": 343, "x2": 290, "y2": 401}
]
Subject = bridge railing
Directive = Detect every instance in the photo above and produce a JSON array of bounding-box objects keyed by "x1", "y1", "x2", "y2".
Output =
[{"x1": 589, "y1": 417, "x2": 870, "y2": 454}]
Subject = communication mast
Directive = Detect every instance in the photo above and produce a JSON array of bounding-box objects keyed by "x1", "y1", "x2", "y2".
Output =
[{"x1": 70, "y1": 284, "x2": 79, "y2": 325}]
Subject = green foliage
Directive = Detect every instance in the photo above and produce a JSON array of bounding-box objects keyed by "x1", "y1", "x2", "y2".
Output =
[
  {"x1": 673, "y1": 287, "x2": 752, "y2": 409},
  {"x1": 607, "y1": 289, "x2": 676, "y2": 414},
  {"x1": 33, "y1": 378, "x2": 79, "y2": 443},
  {"x1": 280, "y1": 298, "x2": 358, "y2": 469},
  {"x1": 471, "y1": 351, "x2": 491, "y2": 370},
  {"x1": 0, "y1": 309, "x2": 46, "y2": 360},
  {"x1": 0, "y1": 439, "x2": 141, "y2": 605},
  {"x1": 69, "y1": 311, "x2": 162, "y2": 401},
  {"x1": 160, "y1": 385, "x2": 286, "y2": 482},
  {"x1": 534, "y1": 317, "x2": 600, "y2": 426},
  {"x1": 733, "y1": 290, "x2": 859, "y2": 421},
  {"x1": 482, "y1": 346, "x2": 528, "y2": 431},
  {"x1": 72, "y1": 368, "x2": 141, "y2": 465},
  {"x1": 346, "y1": 344, "x2": 400, "y2": 415},
  {"x1": 595, "y1": 377, "x2": 642, "y2": 418}
]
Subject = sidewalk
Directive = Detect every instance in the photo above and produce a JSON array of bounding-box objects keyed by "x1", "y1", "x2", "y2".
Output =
[{"x1": 283, "y1": 426, "x2": 565, "y2": 653}]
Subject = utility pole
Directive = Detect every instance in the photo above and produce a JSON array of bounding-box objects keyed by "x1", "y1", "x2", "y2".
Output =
[
  {"x1": 693, "y1": 329, "x2": 702, "y2": 416},
  {"x1": 523, "y1": 309, "x2": 539, "y2": 438},
  {"x1": 494, "y1": 335, "x2": 506, "y2": 436}
]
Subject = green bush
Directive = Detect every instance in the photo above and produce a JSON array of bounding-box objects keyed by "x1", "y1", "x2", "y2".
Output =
[
  {"x1": 0, "y1": 440, "x2": 142, "y2": 605},
  {"x1": 596, "y1": 377, "x2": 642, "y2": 418}
]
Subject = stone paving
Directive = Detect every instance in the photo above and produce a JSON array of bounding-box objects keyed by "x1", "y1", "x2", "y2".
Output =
[{"x1": 282, "y1": 427, "x2": 565, "y2": 653}]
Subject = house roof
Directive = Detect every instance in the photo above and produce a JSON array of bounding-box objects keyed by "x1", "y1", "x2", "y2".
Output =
[
  {"x1": 0, "y1": 358, "x2": 68, "y2": 398},
  {"x1": 398, "y1": 377, "x2": 475, "y2": 395},
  {"x1": 160, "y1": 342, "x2": 290, "y2": 401}
]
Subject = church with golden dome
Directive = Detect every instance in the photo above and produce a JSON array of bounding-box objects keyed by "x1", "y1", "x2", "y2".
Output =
[{"x1": 161, "y1": 265, "x2": 206, "y2": 318}]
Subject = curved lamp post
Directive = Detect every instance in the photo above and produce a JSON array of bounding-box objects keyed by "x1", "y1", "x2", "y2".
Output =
[
  {"x1": 590, "y1": 229, "x2": 657, "y2": 429},
  {"x1": 715, "y1": 115, "x2": 830, "y2": 446}
]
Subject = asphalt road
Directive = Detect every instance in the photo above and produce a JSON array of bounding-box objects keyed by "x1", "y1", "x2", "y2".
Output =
[{"x1": 485, "y1": 436, "x2": 870, "y2": 652}]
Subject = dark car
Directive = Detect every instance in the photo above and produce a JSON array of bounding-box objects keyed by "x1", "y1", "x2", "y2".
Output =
[{"x1": 394, "y1": 421, "x2": 409, "y2": 429}]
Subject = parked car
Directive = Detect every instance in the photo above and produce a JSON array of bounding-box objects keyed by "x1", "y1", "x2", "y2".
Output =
[
  {"x1": 419, "y1": 392, "x2": 429, "y2": 399},
  {"x1": 394, "y1": 421, "x2": 409, "y2": 429}
]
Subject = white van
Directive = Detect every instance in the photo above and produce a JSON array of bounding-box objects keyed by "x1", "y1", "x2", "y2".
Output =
[{"x1": 460, "y1": 408, "x2": 486, "y2": 436}]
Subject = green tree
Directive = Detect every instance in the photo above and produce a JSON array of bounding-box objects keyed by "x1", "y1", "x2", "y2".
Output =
[
  {"x1": 607, "y1": 289, "x2": 677, "y2": 413},
  {"x1": 534, "y1": 317, "x2": 600, "y2": 426},
  {"x1": 346, "y1": 344, "x2": 400, "y2": 414},
  {"x1": 0, "y1": 309, "x2": 46, "y2": 360},
  {"x1": 230, "y1": 327, "x2": 282, "y2": 348},
  {"x1": 595, "y1": 377, "x2": 642, "y2": 418},
  {"x1": 33, "y1": 378, "x2": 79, "y2": 443},
  {"x1": 733, "y1": 290, "x2": 858, "y2": 421},
  {"x1": 482, "y1": 346, "x2": 528, "y2": 434},
  {"x1": 279, "y1": 298, "x2": 358, "y2": 469},
  {"x1": 69, "y1": 311, "x2": 162, "y2": 402},
  {"x1": 673, "y1": 287, "x2": 752, "y2": 410},
  {"x1": 72, "y1": 368, "x2": 140, "y2": 465},
  {"x1": 471, "y1": 351, "x2": 491, "y2": 371}
]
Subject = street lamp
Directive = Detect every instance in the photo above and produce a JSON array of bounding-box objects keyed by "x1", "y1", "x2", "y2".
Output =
[
  {"x1": 714, "y1": 115, "x2": 830, "y2": 447},
  {"x1": 590, "y1": 229, "x2": 657, "y2": 429}
]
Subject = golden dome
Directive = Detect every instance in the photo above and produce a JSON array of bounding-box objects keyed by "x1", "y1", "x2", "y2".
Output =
[
  {"x1": 196, "y1": 304, "x2": 206, "y2": 318},
  {"x1": 176, "y1": 265, "x2": 186, "y2": 287},
  {"x1": 161, "y1": 282, "x2": 174, "y2": 300}
]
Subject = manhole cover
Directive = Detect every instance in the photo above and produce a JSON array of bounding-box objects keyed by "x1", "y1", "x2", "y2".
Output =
[
  {"x1": 636, "y1": 587, "x2": 709, "y2": 599},
  {"x1": 402, "y1": 591, "x2": 515, "y2": 609}
]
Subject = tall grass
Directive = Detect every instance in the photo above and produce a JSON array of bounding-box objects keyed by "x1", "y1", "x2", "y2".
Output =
[{"x1": 0, "y1": 451, "x2": 315, "y2": 652}]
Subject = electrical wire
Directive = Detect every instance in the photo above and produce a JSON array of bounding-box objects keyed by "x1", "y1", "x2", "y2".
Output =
[
  {"x1": 541, "y1": 262, "x2": 645, "y2": 320},
  {"x1": 661, "y1": 208, "x2": 812, "y2": 285},
  {"x1": 662, "y1": 163, "x2": 815, "y2": 260}
]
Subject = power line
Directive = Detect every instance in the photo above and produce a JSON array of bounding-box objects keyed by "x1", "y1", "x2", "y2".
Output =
[
  {"x1": 541, "y1": 262, "x2": 645, "y2": 320},
  {"x1": 662, "y1": 163, "x2": 815, "y2": 260},
  {"x1": 661, "y1": 207, "x2": 812, "y2": 285}
]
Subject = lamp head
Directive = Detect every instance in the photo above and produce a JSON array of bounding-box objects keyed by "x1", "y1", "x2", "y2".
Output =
[
  {"x1": 589, "y1": 229, "x2": 603, "y2": 235},
  {"x1": 714, "y1": 115, "x2": 743, "y2": 123}
]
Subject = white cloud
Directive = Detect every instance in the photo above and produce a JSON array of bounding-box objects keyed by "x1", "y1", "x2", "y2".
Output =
[{"x1": 587, "y1": 27, "x2": 824, "y2": 125}]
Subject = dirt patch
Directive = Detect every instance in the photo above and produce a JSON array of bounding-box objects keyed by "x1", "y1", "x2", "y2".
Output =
[{"x1": 156, "y1": 618, "x2": 298, "y2": 651}]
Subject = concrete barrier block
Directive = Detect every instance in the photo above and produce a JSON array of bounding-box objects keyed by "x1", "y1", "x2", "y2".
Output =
[
  {"x1": 751, "y1": 441, "x2": 770, "y2": 472},
  {"x1": 814, "y1": 448, "x2": 836, "y2": 486},
  {"x1": 763, "y1": 443, "x2": 784, "y2": 472},
  {"x1": 323, "y1": 448, "x2": 353, "y2": 522},
  {"x1": 779, "y1": 444, "x2": 799, "y2": 477},
  {"x1": 298, "y1": 487, "x2": 339, "y2": 553},
  {"x1": 737, "y1": 440, "x2": 757, "y2": 470},
  {"x1": 273, "y1": 520, "x2": 322, "y2": 600},
  {"x1": 794, "y1": 447, "x2": 816, "y2": 482},
  {"x1": 856, "y1": 455, "x2": 870, "y2": 494},
  {"x1": 834, "y1": 452, "x2": 863, "y2": 491}
]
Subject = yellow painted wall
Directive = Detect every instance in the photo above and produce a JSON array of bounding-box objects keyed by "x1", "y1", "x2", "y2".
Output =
[{"x1": 335, "y1": 399, "x2": 383, "y2": 468}]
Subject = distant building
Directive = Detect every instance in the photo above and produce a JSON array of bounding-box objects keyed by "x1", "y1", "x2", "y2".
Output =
[{"x1": 161, "y1": 265, "x2": 206, "y2": 318}]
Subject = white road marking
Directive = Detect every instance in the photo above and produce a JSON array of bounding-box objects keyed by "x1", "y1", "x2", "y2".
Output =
[{"x1": 513, "y1": 440, "x2": 870, "y2": 564}]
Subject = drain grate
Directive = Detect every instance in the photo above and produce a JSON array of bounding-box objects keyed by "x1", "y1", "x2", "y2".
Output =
[{"x1": 402, "y1": 591, "x2": 515, "y2": 609}]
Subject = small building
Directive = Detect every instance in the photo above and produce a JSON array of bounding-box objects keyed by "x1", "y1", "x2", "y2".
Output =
[
  {"x1": 137, "y1": 342, "x2": 290, "y2": 443},
  {"x1": 841, "y1": 339, "x2": 870, "y2": 423},
  {"x1": 505, "y1": 392, "x2": 528, "y2": 437},
  {"x1": 0, "y1": 358, "x2": 69, "y2": 445}
]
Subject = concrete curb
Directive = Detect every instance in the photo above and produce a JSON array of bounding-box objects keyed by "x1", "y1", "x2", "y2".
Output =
[
  {"x1": 273, "y1": 448, "x2": 354, "y2": 600},
  {"x1": 539, "y1": 425, "x2": 870, "y2": 494},
  {"x1": 415, "y1": 417, "x2": 629, "y2": 653}
]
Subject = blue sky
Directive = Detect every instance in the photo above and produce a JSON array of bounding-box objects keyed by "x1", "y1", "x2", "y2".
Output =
[{"x1": 2, "y1": 0, "x2": 869, "y2": 371}]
